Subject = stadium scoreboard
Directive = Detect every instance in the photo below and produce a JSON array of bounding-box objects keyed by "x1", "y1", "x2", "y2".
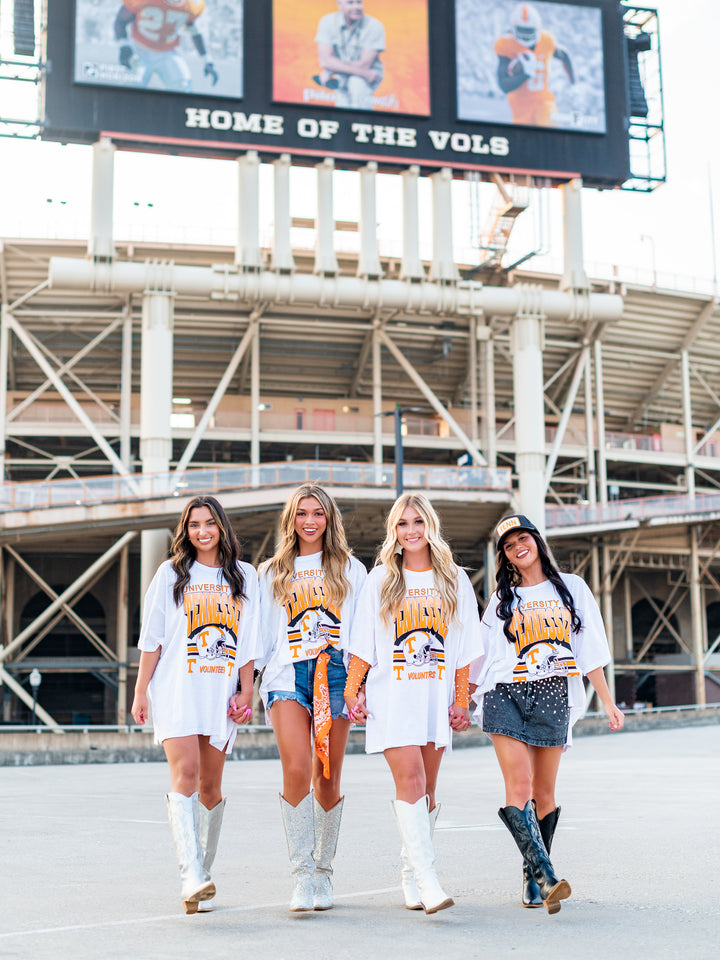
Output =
[{"x1": 44, "y1": 0, "x2": 646, "y2": 188}]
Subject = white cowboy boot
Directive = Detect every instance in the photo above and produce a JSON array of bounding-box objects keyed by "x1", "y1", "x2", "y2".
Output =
[
  {"x1": 166, "y1": 792, "x2": 215, "y2": 914},
  {"x1": 392, "y1": 796, "x2": 453, "y2": 914},
  {"x1": 196, "y1": 797, "x2": 226, "y2": 912},
  {"x1": 400, "y1": 802, "x2": 441, "y2": 910}
]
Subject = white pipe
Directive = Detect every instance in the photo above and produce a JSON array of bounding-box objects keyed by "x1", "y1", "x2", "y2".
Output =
[
  {"x1": 358, "y1": 162, "x2": 382, "y2": 278},
  {"x1": 430, "y1": 167, "x2": 459, "y2": 282},
  {"x1": 89, "y1": 138, "x2": 115, "y2": 262},
  {"x1": 512, "y1": 313, "x2": 546, "y2": 532},
  {"x1": 48, "y1": 260, "x2": 624, "y2": 324},
  {"x1": 400, "y1": 166, "x2": 424, "y2": 280},
  {"x1": 561, "y1": 178, "x2": 588, "y2": 292},
  {"x1": 315, "y1": 158, "x2": 338, "y2": 275},
  {"x1": 236, "y1": 151, "x2": 262, "y2": 270},
  {"x1": 272, "y1": 154, "x2": 295, "y2": 272}
]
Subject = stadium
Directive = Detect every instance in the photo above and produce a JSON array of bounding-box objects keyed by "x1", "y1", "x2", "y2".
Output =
[{"x1": 1, "y1": 0, "x2": 719, "y2": 733}]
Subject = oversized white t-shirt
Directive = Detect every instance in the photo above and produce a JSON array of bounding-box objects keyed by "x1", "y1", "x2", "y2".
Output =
[
  {"x1": 470, "y1": 572, "x2": 611, "y2": 745},
  {"x1": 348, "y1": 564, "x2": 483, "y2": 753},
  {"x1": 257, "y1": 552, "x2": 367, "y2": 706},
  {"x1": 138, "y1": 559, "x2": 262, "y2": 753}
]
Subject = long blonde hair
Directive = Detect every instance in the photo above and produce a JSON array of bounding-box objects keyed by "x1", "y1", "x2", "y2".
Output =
[
  {"x1": 263, "y1": 483, "x2": 352, "y2": 607},
  {"x1": 377, "y1": 492, "x2": 458, "y2": 624}
]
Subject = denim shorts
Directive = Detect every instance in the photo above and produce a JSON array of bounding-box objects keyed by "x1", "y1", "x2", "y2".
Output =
[
  {"x1": 482, "y1": 676, "x2": 569, "y2": 747},
  {"x1": 267, "y1": 645, "x2": 348, "y2": 720}
]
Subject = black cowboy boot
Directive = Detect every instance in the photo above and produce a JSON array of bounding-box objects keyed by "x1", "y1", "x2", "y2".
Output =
[
  {"x1": 522, "y1": 804, "x2": 561, "y2": 908},
  {"x1": 499, "y1": 801, "x2": 570, "y2": 915}
]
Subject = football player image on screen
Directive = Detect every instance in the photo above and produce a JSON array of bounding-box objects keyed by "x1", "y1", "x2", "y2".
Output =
[
  {"x1": 495, "y1": 2, "x2": 574, "y2": 127},
  {"x1": 313, "y1": 0, "x2": 385, "y2": 110},
  {"x1": 114, "y1": 0, "x2": 218, "y2": 92}
]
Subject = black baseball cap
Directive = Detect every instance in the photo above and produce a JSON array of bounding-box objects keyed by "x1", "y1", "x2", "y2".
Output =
[{"x1": 494, "y1": 514, "x2": 539, "y2": 549}]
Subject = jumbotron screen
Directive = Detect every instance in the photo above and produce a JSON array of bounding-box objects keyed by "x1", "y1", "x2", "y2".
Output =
[{"x1": 43, "y1": 0, "x2": 639, "y2": 188}]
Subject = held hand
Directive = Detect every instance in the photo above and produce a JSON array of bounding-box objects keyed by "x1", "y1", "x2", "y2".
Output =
[
  {"x1": 604, "y1": 702, "x2": 625, "y2": 731},
  {"x1": 228, "y1": 691, "x2": 253, "y2": 725},
  {"x1": 131, "y1": 692, "x2": 148, "y2": 725},
  {"x1": 449, "y1": 703, "x2": 471, "y2": 731},
  {"x1": 345, "y1": 689, "x2": 369, "y2": 725}
]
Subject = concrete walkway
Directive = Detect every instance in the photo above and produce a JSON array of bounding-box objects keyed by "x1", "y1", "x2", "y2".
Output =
[{"x1": 1, "y1": 724, "x2": 717, "y2": 960}]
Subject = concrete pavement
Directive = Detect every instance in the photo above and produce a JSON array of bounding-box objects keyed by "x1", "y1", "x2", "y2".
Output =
[{"x1": 1, "y1": 724, "x2": 717, "y2": 960}]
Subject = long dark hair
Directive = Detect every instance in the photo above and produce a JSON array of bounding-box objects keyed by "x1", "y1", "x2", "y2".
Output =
[
  {"x1": 170, "y1": 496, "x2": 246, "y2": 606},
  {"x1": 494, "y1": 529, "x2": 581, "y2": 644}
]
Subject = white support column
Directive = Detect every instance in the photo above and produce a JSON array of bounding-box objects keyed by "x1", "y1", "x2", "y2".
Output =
[
  {"x1": 271, "y1": 154, "x2": 295, "y2": 272},
  {"x1": 584, "y1": 349, "x2": 597, "y2": 507},
  {"x1": 560, "y1": 178, "x2": 588, "y2": 292},
  {"x1": 88, "y1": 138, "x2": 115, "y2": 262},
  {"x1": 358, "y1": 162, "x2": 382, "y2": 278},
  {"x1": 481, "y1": 333, "x2": 497, "y2": 468},
  {"x1": 236, "y1": 151, "x2": 263, "y2": 270},
  {"x1": 681, "y1": 349, "x2": 696, "y2": 501},
  {"x1": 689, "y1": 526, "x2": 706, "y2": 706},
  {"x1": 116, "y1": 544, "x2": 129, "y2": 725},
  {"x1": 314, "y1": 158, "x2": 339, "y2": 275},
  {"x1": 400, "y1": 165, "x2": 424, "y2": 280},
  {"x1": 372, "y1": 317, "x2": 383, "y2": 482},
  {"x1": 602, "y1": 543, "x2": 616, "y2": 699},
  {"x1": 251, "y1": 320, "x2": 260, "y2": 467},
  {"x1": 469, "y1": 315, "x2": 479, "y2": 446},
  {"x1": 0, "y1": 305, "x2": 9, "y2": 483},
  {"x1": 594, "y1": 338, "x2": 608, "y2": 505},
  {"x1": 511, "y1": 309, "x2": 546, "y2": 531},
  {"x1": 430, "y1": 167, "x2": 459, "y2": 282},
  {"x1": 624, "y1": 573, "x2": 633, "y2": 660},
  {"x1": 140, "y1": 292, "x2": 173, "y2": 597},
  {"x1": 120, "y1": 299, "x2": 132, "y2": 470}
]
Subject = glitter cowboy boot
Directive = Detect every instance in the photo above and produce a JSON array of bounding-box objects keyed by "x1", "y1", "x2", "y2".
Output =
[
  {"x1": 312, "y1": 795, "x2": 344, "y2": 910},
  {"x1": 279, "y1": 792, "x2": 315, "y2": 912}
]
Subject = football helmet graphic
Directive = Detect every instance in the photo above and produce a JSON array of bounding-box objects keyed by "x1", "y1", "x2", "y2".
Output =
[
  {"x1": 404, "y1": 632, "x2": 440, "y2": 666},
  {"x1": 512, "y1": 3, "x2": 542, "y2": 48}
]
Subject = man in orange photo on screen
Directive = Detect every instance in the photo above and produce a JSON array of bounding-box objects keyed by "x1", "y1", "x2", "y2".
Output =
[
  {"x1": 314, "y1": 0, "x2": 385, "y2": 109},
  {"x1": 495, "y1": 2, "x2": 574, "y2": 127}
]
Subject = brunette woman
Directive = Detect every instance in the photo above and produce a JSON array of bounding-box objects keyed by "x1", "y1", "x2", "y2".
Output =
[
  {"x1": 131, "y1": 495, "x2": 261, "y2": 914},
  {"x1": 258, "y1": 483, "x2": 367, "y2": 911},
  {"x1": 344, "y1": 492, "x2": 482, "y2": 914},
  {"x1": 471, "y1": 514, "x2": 624, "y2": 915}
]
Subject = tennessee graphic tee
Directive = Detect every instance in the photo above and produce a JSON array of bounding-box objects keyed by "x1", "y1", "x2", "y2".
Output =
[
  {"x1": 470, "y1": 573, "x2": 611, "y2": 746},
  {"x1": 138, "y1": 559, "x2": 261, "y2": 752},
  {"x1": 283, "y1": 552, "x2": 342, "y2": 662},
  {"x1": 349, "y1": 564, "x2": 483, "y2": 754}
]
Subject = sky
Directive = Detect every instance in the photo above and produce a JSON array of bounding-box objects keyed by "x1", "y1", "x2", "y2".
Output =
[{"x1": 0, "y1": 0, "x2": 716, "y2": 296}]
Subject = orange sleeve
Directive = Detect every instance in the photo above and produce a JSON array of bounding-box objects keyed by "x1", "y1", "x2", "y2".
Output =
[
  {"x1": 454, "y1": 664, "x2": 470, "y2": 708},
  {"x1": 344, "y1": 655, "x2": 371, "y2": 697}
]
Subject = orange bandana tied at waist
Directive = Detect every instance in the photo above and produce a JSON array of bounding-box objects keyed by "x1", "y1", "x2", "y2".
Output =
[{"x1": 313, "y1": 648, "x2": 332, "y2": 779}]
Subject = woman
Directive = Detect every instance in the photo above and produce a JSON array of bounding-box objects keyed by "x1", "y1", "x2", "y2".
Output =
[
  {"x1": 258, "y1": 483, "x2": 367, "y2": 912},
  {"x1": 471, "y1": 514, "x2": 624, "y2": 915},
  {"x1": 344, "y1": 492, "x2": 482, "y2": 914},
  {"x1": 131, "y1": 495, "x2": 261, "y2": 914}
]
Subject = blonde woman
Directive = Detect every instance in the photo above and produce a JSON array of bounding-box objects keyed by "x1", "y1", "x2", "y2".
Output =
[
  {"x1": 344, "y1": 493, "x2": 482, "y2": 914},
  {"x1": 258, "y1": 483, "x2": 367, "y2": 911}
]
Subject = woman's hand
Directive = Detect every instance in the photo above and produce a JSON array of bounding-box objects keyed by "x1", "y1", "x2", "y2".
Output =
[
  {"x1": 131, "y1": 692, "x2": 149, "y2": 725},
  {"x1": 604, "y1": 701, "x2": 625, "y2": 732},
  {"x1": 345, "y1": 687, "x2": 369, "y2": 725},
  {"x1": 449, "y1": 703, "x2": 471, "y2": 731},
  {"x1": 228, "y1": 691, "x2": 253, "y2": 725}
]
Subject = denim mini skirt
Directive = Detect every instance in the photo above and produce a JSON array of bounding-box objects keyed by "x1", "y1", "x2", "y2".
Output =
[
  {"x1": 267, "y1": 645, "x2": 348, "y2": 719},
  {"x1": 482, "y1": 675, "x2": 569, "y2": 747}
]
